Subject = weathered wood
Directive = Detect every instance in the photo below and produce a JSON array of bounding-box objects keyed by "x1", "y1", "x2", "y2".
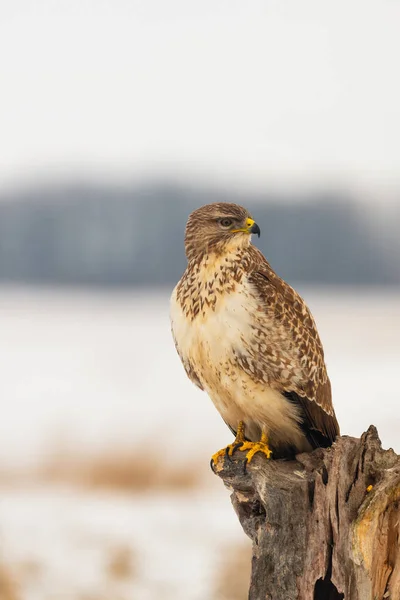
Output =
[{"x1": 212, "y1": 426, "x2": 400, "y2": 600}]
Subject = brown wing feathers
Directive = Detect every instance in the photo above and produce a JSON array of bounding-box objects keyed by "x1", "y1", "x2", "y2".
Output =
[
  {"x1": 248, "y1": 246, "x2": 340, "y2": 447},
  {"x1": 283, "y1": 389, "x2": 339, "y2": 448}
]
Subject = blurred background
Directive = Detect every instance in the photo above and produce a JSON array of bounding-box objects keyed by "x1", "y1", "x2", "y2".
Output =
[{"x1": 0, "y1": 0, "x2": 399, "y2": 598}]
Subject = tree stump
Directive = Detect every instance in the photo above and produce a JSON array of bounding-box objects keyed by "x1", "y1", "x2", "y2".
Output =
[{"x1": 212, "y1": 426, "x2": 400, "y2": 600}]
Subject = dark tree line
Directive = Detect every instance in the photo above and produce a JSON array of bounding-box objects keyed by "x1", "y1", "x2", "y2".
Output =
[{"x1": 0, "y1": 181, "x2": 397, "y2": 286}]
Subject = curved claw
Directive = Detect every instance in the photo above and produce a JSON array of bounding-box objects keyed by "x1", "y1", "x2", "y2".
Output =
[
  {"x1": 210, "y1": 423, "x2": 272, "y2": 472},
  {"x1": 231, "y1": 441, "x2": 245, "y2": 455},
  {"x1": 239, "y1": 440, "x2": 272, "y2": 464},
  {"x1": 210, "y1": 443, "x2": 237, "y2": 471},
  {"x1": 210, "y1": 421, "x2": 247, "y2": 472}
]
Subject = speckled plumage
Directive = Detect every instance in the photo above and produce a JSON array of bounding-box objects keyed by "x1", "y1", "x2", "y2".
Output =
[{"x1": 170, "y1": 203, "x2": 339, "y2": 456}]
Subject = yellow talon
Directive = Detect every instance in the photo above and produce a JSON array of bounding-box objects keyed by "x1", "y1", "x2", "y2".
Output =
[
  {"x1": 366, "y1": 484, "x2": 373, "y2": 493},
  {"x1": 210, "y1": 421, "x2": 246, "y2": 471},
  {"x1": 238, "y1": 431, "x2": 272, "y2": 463},
  {"x1": 211, "y1": 424, "x2": 272, "y2": 471}
]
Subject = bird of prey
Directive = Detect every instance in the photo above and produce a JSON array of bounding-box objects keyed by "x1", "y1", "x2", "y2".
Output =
[{"x1": 170, "y1": 203, "x2": 339, "y2": 467}]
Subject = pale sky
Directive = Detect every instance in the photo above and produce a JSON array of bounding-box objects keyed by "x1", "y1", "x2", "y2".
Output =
[{"x1": 1, "y1": 0, "x2": 400, "y2": 195}]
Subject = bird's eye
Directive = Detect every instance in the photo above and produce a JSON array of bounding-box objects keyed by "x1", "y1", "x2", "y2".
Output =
[{"x1": 219, "y1": 218, "x2": 233, "y2": 228}]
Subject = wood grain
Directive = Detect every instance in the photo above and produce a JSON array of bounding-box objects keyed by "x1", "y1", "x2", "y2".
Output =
[{"x1": 212, "y1": 426, "x2": 400, "y2": 600}]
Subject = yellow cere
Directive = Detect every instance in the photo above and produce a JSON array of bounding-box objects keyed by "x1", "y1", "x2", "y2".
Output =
[
  {"x1": 246, "y1": 218, "x2": 255, "y2": 228},
  {"x1": 231, "y1": 217, "x2": 255, "y2": 234}
]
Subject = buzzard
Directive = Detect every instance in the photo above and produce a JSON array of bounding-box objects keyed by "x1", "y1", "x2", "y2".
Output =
[{"x1": 170, "y1": 203, "x2": 339, "y2": 467}]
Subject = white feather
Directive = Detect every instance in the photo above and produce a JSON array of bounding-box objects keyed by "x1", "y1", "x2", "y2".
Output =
[{"x1": 170, "y1": 272, "x2": 309, "y2": 452}]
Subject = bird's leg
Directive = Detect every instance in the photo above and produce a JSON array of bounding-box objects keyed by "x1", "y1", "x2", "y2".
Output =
[
  {"x1": 229, "y1": 420, "x2": 246, "y2": 455},
  {"x1": 238, "y1": 430, "x2": 272, "y2": 466},
  {"x1": 210, "y1": 421, "x2": 246, "y2": 471}
]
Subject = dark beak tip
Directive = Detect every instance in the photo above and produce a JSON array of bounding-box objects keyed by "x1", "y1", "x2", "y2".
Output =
[{"x1": 250, "y1": 223, "x2": 261, "y2": 238}]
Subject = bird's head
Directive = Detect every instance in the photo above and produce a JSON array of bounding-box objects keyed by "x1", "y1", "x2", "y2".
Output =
[{"x1": 184, "y1": 202, "x2": 260, "y2": 261}]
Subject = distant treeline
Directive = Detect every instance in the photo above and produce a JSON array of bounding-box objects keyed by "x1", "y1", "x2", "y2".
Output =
[{"x1": 0, "y1": 181, "x2": 398, "y2": 286}]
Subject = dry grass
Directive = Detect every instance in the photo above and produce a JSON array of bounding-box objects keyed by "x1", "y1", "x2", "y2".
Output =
[
  {"x1": 213, "y1": 541, "x2": 252, "y2": 600},
  {"x1": 0, "y1": 563, "x2": 21, "y2": 600},
  {"x1": 106, "y1": 546, "x2": 136, "y2": 581},
  {"x1": 0, "y1": 442, "x2": 205, "y2": 491},
  {"x1": 39, "y1": 447, "x2": 204, "y2": 492}
]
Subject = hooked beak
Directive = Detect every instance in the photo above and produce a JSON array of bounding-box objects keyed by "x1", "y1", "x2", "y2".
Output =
[
  {"x1": 231, "y1": 217, "x2": 261, "y2": 238},
  {"x1": 249, "y1": 221, "x2": 261, "y2": 237},
  {"x1": 231, "y1": 218, "x2": 261, "y2": 237},
  {"x1": 246, "y1": 218, "x2": 261, "y2": 238}
]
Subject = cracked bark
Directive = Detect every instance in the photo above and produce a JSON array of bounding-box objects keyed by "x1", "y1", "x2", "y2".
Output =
[{"x1": 212, "y1": 426, "x2": 400, "y2": 600}]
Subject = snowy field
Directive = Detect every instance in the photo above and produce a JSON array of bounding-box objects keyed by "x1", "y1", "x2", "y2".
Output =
[{"x1": 0, "y1": 286, "x2": 399, "y2": 599}]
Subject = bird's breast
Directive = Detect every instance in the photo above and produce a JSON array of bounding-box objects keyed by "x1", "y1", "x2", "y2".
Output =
[{"x1": 171, "y1": 277, "x2": 261, "y2": 385}]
